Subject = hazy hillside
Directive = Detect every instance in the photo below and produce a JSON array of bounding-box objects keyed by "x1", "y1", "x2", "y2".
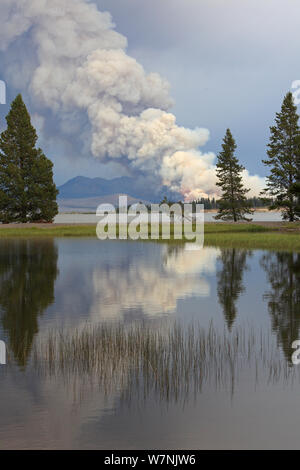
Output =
[
  {"x1": 58, "y1": 176, "x2": 180, "y2": 203},
  {"x1": 58, "y1": 194, "x2": 151, "y2": 213}
]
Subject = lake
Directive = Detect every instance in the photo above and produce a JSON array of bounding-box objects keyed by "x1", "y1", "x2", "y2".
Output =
[
  {"x1": 54, "y1": 210, "x2": 283, "y2": 224},
  {"x1": 0, "y1": 238, "x2": 299, "y2": 449}
]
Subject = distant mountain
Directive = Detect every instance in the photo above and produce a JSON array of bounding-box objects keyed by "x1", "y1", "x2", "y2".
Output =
[
  {"x1": 58, "y1": 194, "x2": 152, "y2": 213},
  {"x1": 58, "y1": 176, "x2": 180, "y2": 203}
]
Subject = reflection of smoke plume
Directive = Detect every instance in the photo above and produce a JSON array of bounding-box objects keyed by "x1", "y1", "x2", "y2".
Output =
[
  {"x1": 0, "y1": 0, "x2": 265, "y2": 199},
  {"x1": 91, "y1": 247, "x2": 219, "y2": 319}
]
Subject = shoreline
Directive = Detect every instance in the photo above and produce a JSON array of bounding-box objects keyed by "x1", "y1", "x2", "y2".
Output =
[
  {"x1": 0, "y1": 222, "x2": 298, "y2": 251},
  {"x1": 0, "y1": 221, "x2": 297, "y2": 229}
]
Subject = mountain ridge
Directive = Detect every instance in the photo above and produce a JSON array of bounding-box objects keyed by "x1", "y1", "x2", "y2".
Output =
[{"x1": 58, "y1": 176, "x2": 181, "y2": 203}]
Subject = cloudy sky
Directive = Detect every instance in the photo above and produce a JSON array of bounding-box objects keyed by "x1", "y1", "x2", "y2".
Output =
[
  {"x1": 0, "y1": 0, "x2": 299, "y2": 194},
  {"x1": 100, "y1": 0, "x2": 300, "y2": 170}
]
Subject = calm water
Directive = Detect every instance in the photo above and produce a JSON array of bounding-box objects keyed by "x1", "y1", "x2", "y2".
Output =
[
  {"x1": 54, "y1": 210, "x2": 283, "y2": 224},
  {"x1": 0, "y1": 239, "x2": 299, "y2": 449}
]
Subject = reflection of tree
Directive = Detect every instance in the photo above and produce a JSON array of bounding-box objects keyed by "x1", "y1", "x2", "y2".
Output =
[
  {"x1": 0, "y1": 239, "x2": 58, "y2": 366},
  {"x1": 217, "y1": 249, "x2": 251, "y2": 330},
  {"x1": 165, "y1": 243, "x2": 184, "y2": 257},
  {"x1": 261, "y1": 252, "x2": 300, "y2": 362}
]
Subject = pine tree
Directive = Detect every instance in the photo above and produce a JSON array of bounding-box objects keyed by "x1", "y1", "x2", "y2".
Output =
[
  {"x1": 293, "y1": 183, "x2": 300, "y2": 218},
  {"x1": 291, "y1": 136, "x2": 300, "y2": 217},
  {"x1": 0, "y1": 95, "x2": 58, "y2": 223},
  {"x1": 291, "y1": 181, "x2": 300, "y2": 218},
  {"x1": 215, "y1": 129, "x2": 253, "y2": 222},
  {"x1": 262, "y1": 92, "x2": 300, "y2": 222}
]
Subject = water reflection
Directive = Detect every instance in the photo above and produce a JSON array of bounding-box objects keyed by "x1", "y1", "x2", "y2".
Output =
[
  {"x1": 261, "y1": 252, "x2": 300, "y2": 362},
  {"x1": 0, "y1": 239, "x2": 58, "y2": 366},
  {"x1": 1, "y1": 240, "x2": 300, "y2": 448},
  {"x1": 29, "y1": 245, "x2": 300, "y2": 406},
  {"x1": 89, "y1": 245, "x2": 219, "y2": 320},
  {"x1": 1, "y1": 239, "x2": 299, "y2": 372},
  {"x1": 217, "y1": 249, "x2": 252, "y2": 330},
  {"x1": 34, "y1": 322, "x2": 296, "y2": 407}
]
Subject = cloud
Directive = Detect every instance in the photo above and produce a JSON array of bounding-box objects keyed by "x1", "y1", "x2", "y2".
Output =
[{"x1": 0, "y1": 0, "x2": 265, "y2": 199}]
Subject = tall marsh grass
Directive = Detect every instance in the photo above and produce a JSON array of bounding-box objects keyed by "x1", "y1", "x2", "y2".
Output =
[{"x1": 32, "y1": 322, "x2": 299, "y2": 405}]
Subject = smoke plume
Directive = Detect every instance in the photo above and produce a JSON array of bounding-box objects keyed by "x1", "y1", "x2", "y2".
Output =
[{"x1": 0, "y1": 0, "x2": 265, "y2": 199}]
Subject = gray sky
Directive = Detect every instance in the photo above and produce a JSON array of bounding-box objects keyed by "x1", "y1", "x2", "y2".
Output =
[
  {"x1": 1, "y1": 0, "x2": 300, "y2": 186},
  {"x1": 99, "y1": 0, "x2": 300, "y2": 175}
]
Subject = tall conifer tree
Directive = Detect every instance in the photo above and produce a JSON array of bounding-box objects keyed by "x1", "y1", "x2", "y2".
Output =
[
  {"x1": 291, "y1": 136, "x2": 300, "y2": 217},
  {"x1": 0, "y1": 95, "x2": 58, "y2": 223},
  {"x1": 262, "y1": 92, "x2": 300, "y2": 221},
  {"x1": 215, "y1": 129, "x2": 253, "y2": 222}
]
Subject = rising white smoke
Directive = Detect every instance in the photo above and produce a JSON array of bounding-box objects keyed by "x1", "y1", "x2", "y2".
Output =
[{"x1": 0, "y1": 0, "x2": 265, "y2": 199}]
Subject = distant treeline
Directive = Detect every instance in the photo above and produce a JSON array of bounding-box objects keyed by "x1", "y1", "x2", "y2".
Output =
[
  {"x1": 157, "y1": 196, "x2": 273, "y2": 211},
  {"x1": 119, "y1": 196, "x2": 273, "y2": 213},
  {"x1": 191, "y1": 196, "x2": 273, "y2": 210}
]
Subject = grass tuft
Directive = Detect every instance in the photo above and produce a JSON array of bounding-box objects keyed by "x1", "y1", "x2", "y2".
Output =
[{"x1": 32, "y1": 321, "x2": 298, "y2": 405}]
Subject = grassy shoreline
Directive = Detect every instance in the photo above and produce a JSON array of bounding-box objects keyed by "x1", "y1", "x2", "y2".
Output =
[{"x1": 0, "y1": 222, "x2": 299, "y2": 250}]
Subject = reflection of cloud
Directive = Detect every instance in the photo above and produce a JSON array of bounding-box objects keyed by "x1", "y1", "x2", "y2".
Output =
[
  {"x1": 165, "y1": 246, "x2": 219, "y2": 275},
  {"x1": 0, "y1": 371, "x2": 116, "y2": 449},
  {"x1": 91, "y1": 246, "x2": 219, "y2": 319}
]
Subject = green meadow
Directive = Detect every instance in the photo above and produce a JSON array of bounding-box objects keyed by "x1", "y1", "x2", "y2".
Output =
[{"x1": 0, "y1": 222, "x2": 299, "y2": 251}]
